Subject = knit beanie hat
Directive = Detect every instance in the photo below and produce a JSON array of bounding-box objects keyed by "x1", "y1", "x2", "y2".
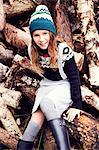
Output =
[{"x1": 29, "y1": 5, "x2": 56, "y2": 35}]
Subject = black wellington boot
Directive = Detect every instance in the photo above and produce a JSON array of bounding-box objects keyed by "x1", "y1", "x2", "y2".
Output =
[
  {"x1": 17, "y1": 139, "x2": 33, "y2": 150},
  {"x1": 48, "y1": 118, "x2": 71, "y2": 150}
]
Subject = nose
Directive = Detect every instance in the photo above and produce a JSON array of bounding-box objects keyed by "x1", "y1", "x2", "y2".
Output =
[{"x1": 39, "y1": 35, "x2": 45, "y2": 42}]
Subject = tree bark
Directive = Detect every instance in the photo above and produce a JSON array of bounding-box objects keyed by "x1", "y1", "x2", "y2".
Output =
[
  {"x1": 73, "y1": 51, "x2": 84, "y2": 71},
  {"x1": 55, "y1": 0, "x2": 73, "y2": 49},
  {"x1": 5, "y1": 55, "x2": 38, "y2": 101},
  {"x1": 5, "y1": 62, "x2": 21, "y2": 88},
  {"x1": 43, "y1": 0, "x2": 84, "y2": 71},
  {"x1": 3, "y1": 0, "x2": 36, "y2": 17},
  {"x1": 17, "y1": 84, "x2": 36, "y2": 102},
  {"x1": 0, "y1": 101, "x2": 22, "y2": 138},
  {"x1": 76, "y1": 0, "x2": 99, "y2": 86},
  {"x1": 5, "y1": 54, "x2": 33, "y2": 88},
  {"x1": 0, "y1": 126, "x2": 18, "y2": 149},
  {"x1": 0, "y1": 96, "x2": 22, "y2": 139},
  {"x1": 81, "y1": 85, "x2": 99, "y2": 110},
  {"x1": 3, "y1": 23, "x2": 31, "y2": 49},
  {"x1": 0, "y1": 85, "x2": 22, "y2": 108},
  {"x1": 42, "y1": 0, "x2": 73, "y2": 48},
  {"x1": 0, "y1": 43, "x2": 14, "y2": 62},
  {"x1": 0, "y1": 63, "x2": 8, "y2": 82},
  {"x1": 0, "y1": 0, "x2": 6, "y2": 31},
  {"x1": 44, "y1": 128, "x2": 57, "y2": 150},
  {"x1": 63, "y1": 111, "x2": 99, "y2": 150},
  {"x1": 13, "y1": 54, "x2": 33, "y2": 71}
]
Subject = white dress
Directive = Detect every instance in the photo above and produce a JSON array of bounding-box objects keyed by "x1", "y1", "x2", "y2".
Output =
[{"x1": 28, "y1": 42, "x2": 74, "y2": 121}]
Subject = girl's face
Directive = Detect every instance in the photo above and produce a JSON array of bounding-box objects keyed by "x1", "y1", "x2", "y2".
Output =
[{"x1": 32, "y1": 30, "x2": 50, "y2": 50}]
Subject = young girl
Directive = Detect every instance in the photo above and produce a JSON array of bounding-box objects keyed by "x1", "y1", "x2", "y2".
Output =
[{"x1": 17, "y1": 5, "x2": 82, "y2": 150}]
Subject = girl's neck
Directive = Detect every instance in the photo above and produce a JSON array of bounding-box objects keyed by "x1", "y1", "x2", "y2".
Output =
[{"x1": 38, "y1": 47, "x2": 48, "y2": 55}]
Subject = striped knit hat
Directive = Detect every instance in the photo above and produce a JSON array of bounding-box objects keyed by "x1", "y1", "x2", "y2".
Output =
[{"x1": 29, "y1": 5, "x2": 56, "y2": 35}]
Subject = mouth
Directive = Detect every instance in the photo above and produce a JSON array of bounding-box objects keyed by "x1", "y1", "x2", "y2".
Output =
[
  {"x1": 39, "y1": 42, "x2": 48, "y2": 47},
  {"x1": 40, "y1": 42, "x2": 48, "y2": 45}
]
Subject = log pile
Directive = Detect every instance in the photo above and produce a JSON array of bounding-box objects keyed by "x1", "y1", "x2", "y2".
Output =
[{"x1": 0, "y1": 0, "x2": 99, "y2": 149}]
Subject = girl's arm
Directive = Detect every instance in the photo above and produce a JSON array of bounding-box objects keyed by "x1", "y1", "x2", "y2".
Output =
[
  {"x1": 58, "y1": 42, "x2": 82, "y2": 109},
  {"x1": 63, "y1": 56, "x2": 82, "y2": 109}
]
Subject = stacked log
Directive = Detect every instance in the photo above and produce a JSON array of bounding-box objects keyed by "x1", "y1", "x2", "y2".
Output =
[
  {"x1": 0, "y1": 127, "x2": 18, "y2": 149},
  {"x1": 76, "y1": 0, "x2": 99, "y2": 87},
  {"x1": 0, "y1": 0, "x2": 6, "y2": 31},
  {"x1": 0, "y1": 0, "x2": 99, "y2": 149}
]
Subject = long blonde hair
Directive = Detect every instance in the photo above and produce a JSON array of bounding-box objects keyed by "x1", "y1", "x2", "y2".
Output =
[{"x1": 31, "y1": 32, "x2": 58, "y2": 75}]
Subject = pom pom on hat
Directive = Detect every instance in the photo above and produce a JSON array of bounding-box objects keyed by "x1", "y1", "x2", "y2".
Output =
[{"x1": 29, "y1": 5, "x2": 56, "y2": 35}]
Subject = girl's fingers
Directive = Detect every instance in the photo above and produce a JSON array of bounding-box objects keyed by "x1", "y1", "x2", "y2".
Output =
[
  {"x1": 66, "y1": 108, "x2": 81, "y2": 122},
  {"x1": 67, "y1": 112, "x2": 77, "y2": 122}
]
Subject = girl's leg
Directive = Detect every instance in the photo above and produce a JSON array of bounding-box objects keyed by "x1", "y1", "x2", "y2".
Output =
[
  {"x1": 17, "y1": 110, "x2": 45, "y2": 150},
  {"x1": 40, "y1": 99, "x2": 71, "y2": 150},
  {"x1": 21, "y1": 110, "x2": 45, "y2": 141},
  {"x1": 48, "y1": 118, "x2": 71, "y2": 150}
]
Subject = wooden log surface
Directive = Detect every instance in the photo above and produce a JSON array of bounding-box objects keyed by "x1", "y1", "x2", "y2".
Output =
[
  {"x1": 76, "y1": 0, "x2": 99, "y2": 86},
  {"x1": 88, "y1": 64, "x2": 99, "y2": 86},
  {"x1": 0, "y1": 85, "x2": 22, "y2": 108},
  {"x1": 73, "y1": 51, "x2": 84, "y2": 71},
  {"x1": 0, "y1": 102, "x2": 22, "y2": 138},
  {"x1": 55, "y1": 0, "x2": 74, "y2": 48},
  {"x1": 13, "y1": 54, "x2": 33, "y2": 70},
  {"x1": 63, "y1": 111, "x2": 99, "y2": 149},
  {"x1": 0, "y1": 89, "x2": 22, "y2": 138},
  {"x1": 0, "y1": 63, "x2": 8, "y2": 82},
  {"x1": 3, "y1": 0, "x2": 36, "y2": 17},
  {"x1": 44, "y1": 127, "x2": 57, "y2": 150},
  {"x1": 81, "y1": 85, "x2": 99, "y2": 110},
  {"x1": 42, "y1": 0, "x2": 84, "y2": 71},
  {"x1": 0, "y1": 126, "x2": 17, "y2": 149},
  {"x1": 16, "y1": 83, "x2": 37, "y2": 102},
  {"x1": 0, "y1": 0, "x2": 6, "y2": 31},
  {"x1": 3, "y1": 23, "x2": 31, "y2": 49},
  {"x1": 0, "y1": 43, "x2": 14, "y2": 62},
  {"x1": 5, "y1": 55, "x2": 38, "y2": 101},
  {"x1": 5, "y1": 54, "x2": 33, "y2": 88},
  {"x1": 5, "y1": 64, "x2": 21, "y2": 89},
  {"x1": 4, "y1": 54, "x2": 39, "y2": 102},
  {"x1": 42, "y1": 0, "x2": 74, "y2": 48}
]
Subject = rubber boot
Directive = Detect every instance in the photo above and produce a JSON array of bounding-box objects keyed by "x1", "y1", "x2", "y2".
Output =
[
  {"x1": 17, "y1": 139, "x2": 33, "y2": 150},
  {"x1": 48, "y1": 118, "x2": 71, "y2": 150}
]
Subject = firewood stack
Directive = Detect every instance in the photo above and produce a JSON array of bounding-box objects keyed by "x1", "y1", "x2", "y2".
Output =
[{"x1": 0, "y1": 0, "x2": 99, "y2": 149}]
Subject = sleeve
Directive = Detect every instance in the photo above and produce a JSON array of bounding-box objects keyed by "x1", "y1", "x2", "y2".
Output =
[
  {"x1": 64, "y1": 57, "x2": 82, "y2": 109},
  {"x1": 58, "y1": 42, "x2": 82, "y2": 109}
]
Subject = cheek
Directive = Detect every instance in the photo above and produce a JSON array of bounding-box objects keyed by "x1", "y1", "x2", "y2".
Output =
[
  {"x1": 33, "y1": 37, "x2": 39, "y2": 44},
  {"x1": 47, "y1": 35, "x2": 50, "y2": 42}
]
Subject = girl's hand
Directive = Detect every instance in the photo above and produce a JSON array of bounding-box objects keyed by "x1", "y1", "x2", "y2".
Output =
[{"x1": 66, "y1": 108, "x2": 81, "y2": 122}]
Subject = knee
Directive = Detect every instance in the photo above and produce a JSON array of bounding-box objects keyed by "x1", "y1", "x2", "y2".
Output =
[{"x1": 31, "y1": 110, "x2": 45, "y2": 127}]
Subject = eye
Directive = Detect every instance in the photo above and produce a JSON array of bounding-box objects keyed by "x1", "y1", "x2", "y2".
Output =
[
  {"x1": 33, "y1": 34, "x2": 39, "y2": 37},
  {"x1": 43, "y1": 31, "x2": 49, "y2": 35},
  {"x1": 43, "y1": 32, "x2": 47, "y2": 35}
]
